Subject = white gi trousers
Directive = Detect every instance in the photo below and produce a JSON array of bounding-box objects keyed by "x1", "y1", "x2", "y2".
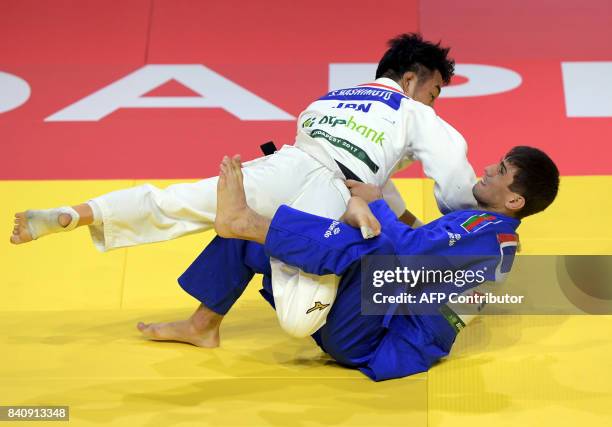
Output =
[{"x1": 89, "y1": 145, "x2": 351, "y2": 337}]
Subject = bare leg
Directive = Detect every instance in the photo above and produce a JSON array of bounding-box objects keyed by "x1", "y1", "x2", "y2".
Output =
[
  {"x1": 136, "y1": 156, "x2": 264, "y2": 348},
  {"x1": 137, "y1": 155, "x2": 382, "y2": 348},
  {"x1": 213, "y1": 155, "x2": 271, "y2": 244},
  {"x1": 72, "y1": 203, "x2": 95, "y2": 226},
  {"x1": 213, "y1": 155, "x2": 381, "y2": 242},
  {"x1": 11, "y1": 203, "x2": 94, "y2": 244},
  {"x1": 137, "y1": 303, "x2": 223, "y2": 348}
]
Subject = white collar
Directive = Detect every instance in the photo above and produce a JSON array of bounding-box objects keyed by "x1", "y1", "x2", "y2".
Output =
[{"x1": 358, "y1": 77, "x2": 405, "y2": 95}]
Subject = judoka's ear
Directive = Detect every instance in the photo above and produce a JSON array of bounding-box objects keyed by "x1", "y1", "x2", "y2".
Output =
[
  {"x1": 399, "y1": 71, "x2": 419, "y2": 97},
  {"x1": 505, "y1": 194, "x2": 525, "y2": 213}
]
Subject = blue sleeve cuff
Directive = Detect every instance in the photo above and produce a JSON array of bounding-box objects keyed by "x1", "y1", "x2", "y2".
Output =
[{"x1": 368, "y1": 199, "x2": 404, "y2": 230}]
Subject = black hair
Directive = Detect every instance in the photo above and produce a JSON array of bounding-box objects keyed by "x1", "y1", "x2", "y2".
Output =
[
  {"x1": 505, "y1": 146, "x2": 560, "y2": 219},
  {"x1": 375, "y1": 33, "x2": 455, "y2": 85}
]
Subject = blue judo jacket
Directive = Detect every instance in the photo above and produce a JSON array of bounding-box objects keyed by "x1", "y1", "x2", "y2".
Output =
[
  {"x1": 263, "y1": 200, "x2": 520, "y2": 380},
  {"x1": 179, "y1": 200, "x2": 520, "y2": 381}
]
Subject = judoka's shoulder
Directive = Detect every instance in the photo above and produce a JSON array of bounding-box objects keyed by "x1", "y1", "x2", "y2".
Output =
[
  {"x1": 433, "y1": 210, "x2": 518, "y2": 255},
  {"x1": 441, "y1": 210, "x2": 519, "y2": 237}
]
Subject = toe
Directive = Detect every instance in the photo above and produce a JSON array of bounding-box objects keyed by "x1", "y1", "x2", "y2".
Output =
[
  {"x1": 140, "y1": 324, "x2": 161, "y2": 339},
  {"x1": 220, "y1": 160, "x2": 229, "y2": 177},
  {"x1": 232, "y1": 155, "x2": 242, "y2": 170},
  {"x1": 137, "y1": 322, "x2": 152, "y2": 334}
]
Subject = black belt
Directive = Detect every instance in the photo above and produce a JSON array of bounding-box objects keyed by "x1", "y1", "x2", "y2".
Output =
[
  {"x1": 260, "y1": 140, "x2": 364, "y2": 183},
  {"x1": 334, "y1": 160, "x2": 364, "y2": 183},
  {"x1": 260, "y1": 141, "x2": 277, "y2": 156}
]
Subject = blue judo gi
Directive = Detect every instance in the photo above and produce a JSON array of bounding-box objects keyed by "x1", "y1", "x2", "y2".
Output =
[{"x1": 179, "y1": 200, "x2": 520, "y2": 381}]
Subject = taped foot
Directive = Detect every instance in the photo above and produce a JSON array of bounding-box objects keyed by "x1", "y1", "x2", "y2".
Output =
[{"x1": 10, "y1": 207, "x2": 80, "y2": 244}]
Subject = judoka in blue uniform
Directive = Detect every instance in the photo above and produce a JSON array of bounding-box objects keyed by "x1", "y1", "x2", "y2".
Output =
[{"x1": 179, "y1": 200, "x2": 520, "y2": 381}]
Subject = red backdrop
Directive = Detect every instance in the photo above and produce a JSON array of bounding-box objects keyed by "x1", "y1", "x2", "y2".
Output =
[{"x1": 1, "y1": 0, "x2": 611, "y2": 179}]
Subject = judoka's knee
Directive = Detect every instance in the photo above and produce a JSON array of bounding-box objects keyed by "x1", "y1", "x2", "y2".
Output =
[
  {"x1": 277, "y1": 314, "x2": 325, "y2": 338},
  {"x1": 272, "y1": 266, "x2": 339, "y2": 338},
  {"x1": 275, "y1": 285, "x2": 336, "y2": 338}
]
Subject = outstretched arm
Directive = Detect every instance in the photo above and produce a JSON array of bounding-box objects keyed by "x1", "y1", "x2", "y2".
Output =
[{"x1": 405, "y1": 104, "x2": 478, "y2": 213}]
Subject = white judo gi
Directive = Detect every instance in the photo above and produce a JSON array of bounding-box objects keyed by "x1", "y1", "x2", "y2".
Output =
[{"x1": 88, "y1": 77, "x2": 478, "y2": 337}]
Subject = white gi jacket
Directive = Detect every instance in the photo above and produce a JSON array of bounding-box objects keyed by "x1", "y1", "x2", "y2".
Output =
[{"x1": 295, "y1": 77, "x2": 477, "y2": 213}]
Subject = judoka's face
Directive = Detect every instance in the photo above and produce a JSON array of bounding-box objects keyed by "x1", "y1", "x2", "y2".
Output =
[
  {"x1": 473, "y1": 159, "x2": 525, "y2": 216},
  {"x1": 400, "y1": 69, "x2": 443, "y2": 107}
]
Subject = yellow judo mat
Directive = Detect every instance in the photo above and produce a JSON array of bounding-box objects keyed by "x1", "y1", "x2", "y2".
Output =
[{"x1": 1, "y1": 177, "x2": 612, "y2": 426}]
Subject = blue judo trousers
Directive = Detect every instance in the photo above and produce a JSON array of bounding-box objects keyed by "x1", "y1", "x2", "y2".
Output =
[{"x1": 179, "y1": 200, "x2": 520, "y2": 381}]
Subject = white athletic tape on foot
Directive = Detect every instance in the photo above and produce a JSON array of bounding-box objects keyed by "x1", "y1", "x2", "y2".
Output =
[
  {"x1": 87, "y1": 200, "x2": 103, "y2": 226},
  {"x1": 25, "y1": 207, "x2": 80, "y2": 240}
]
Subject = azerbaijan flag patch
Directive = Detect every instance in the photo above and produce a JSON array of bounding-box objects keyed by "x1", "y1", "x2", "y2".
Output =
[{"x1": 460, "y1": 213, "x2": 502, "y2": 233}]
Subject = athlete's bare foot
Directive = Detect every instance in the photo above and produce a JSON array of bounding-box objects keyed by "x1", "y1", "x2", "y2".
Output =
[
  {"x1": 137, "y1": 304, "x2": 223, "y2": 348},
  {"x1": 214, "y1": 155, "x2": 268, "y2": 242},
  {"x1": 137, "y1": 319, "x2": 220, "y2": 348},
  {"x1": 341, "y1": 197, "x2": 382, "y2": 238},
  {"x1": 11, "y1": 210, "x2": 74, "y2": 244}
]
